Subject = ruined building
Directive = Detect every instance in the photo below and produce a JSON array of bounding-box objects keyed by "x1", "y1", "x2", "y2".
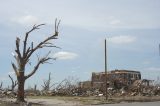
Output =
[{"x1": 91, "y1": 70, "x2": 141, "y2": 89}]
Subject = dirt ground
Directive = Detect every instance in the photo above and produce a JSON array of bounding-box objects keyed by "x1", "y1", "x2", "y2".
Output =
[
  {"x1": 1, "y1": 96, "x2": 160, "y2": 106},
  {"x1": 0, "y1": 97, "x2": 84, "y2": 106}
]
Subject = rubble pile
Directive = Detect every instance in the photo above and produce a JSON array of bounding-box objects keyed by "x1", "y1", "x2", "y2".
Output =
[{"x1": 76, "y1": 79, "x2": 160, "y2": 97}]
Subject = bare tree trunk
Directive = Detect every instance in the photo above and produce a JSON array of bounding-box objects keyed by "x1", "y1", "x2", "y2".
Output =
[
  {"x1": 34, "y1": 84, "x2": 37, "y2": 91},
  {"x1": 0, "y1": 82, "x2": 2, "y2": 89},
  {"x1": 17, "y1": 72, "x2": 25, "y2": 102}
]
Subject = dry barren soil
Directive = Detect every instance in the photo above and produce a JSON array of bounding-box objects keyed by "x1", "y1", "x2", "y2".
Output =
[{"x1": 1, "y1": 96, "x2": 160, "y2": 106}]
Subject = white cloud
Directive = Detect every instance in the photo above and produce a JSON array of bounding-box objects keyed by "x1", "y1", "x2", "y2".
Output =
[
  {"x1": 109, "y1": 19, "x2": 121, "y2": 25},
  {"x1": 107, "y1": 16, "x2": 122, "y2": 26},
  {"x1": 53, "y1": 51, "x2": 78, "y2": 60},
  {"x1": 12, "y1": 15, "x2": 39, "y2": 26},
  {"x1": 109, "y1": 35, "x2": 136, "y2": 44}
]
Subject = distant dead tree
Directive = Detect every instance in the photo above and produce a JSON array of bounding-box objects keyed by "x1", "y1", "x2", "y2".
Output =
[
  {"x1": 11, "y1": 19, "x2": 60, "y2": 102},
  {"x1": 56, "y1": 76, "x2": 79, "y2": 95},
  {"x1": 42, "y1": 72, "x2": 55, "y2": 91},
  {"x1": 8, "y1": 75, "x2": 18, "y2": 92},
  {"x1": 0, "y1": 82, "x2": 3, "y2": 89},
  {"x1": 34, "y1": 84, "x2": 37, "y2": 92}
]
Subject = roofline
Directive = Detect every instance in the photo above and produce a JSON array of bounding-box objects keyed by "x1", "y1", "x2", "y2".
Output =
[{"x1": 92, "y1": 69, "x2": 141, "y2": 74}]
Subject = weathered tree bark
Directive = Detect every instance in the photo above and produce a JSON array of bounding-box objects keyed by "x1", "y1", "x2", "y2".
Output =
[
  {"x1": 17, "y1": 72, "x2": 25, "y2": 102},
  {"x1": 11, "y1": 19, "x2": 60, "y2": 102},
  {"x1": 0, "y1": 82, "x2": 3, "y2": 89}
]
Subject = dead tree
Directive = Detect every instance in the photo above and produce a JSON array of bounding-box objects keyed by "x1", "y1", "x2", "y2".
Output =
[
  {"x1": 11, "y1": 19, "x2": 60, "y2": 102},
  {"x1": 34, "y1": 84, "x2": 37, "y2": 92},
  {"x1": 8, "y1": 75, "x2": 17, "y2": 92},
  {"x1": 42, "y1": 72, "x2": 55, "y2": 91},
  {"x1": 0, "y1": 82, "x2": 3, "y2": 89},
  {"x1": 56, "y1": 76, "x2": 79, "y2": 95}
]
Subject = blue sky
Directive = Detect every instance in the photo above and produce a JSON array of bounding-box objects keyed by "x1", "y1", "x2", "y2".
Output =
[{"x1": 0, "y1": 0, "x2": 160, "y2": 89}]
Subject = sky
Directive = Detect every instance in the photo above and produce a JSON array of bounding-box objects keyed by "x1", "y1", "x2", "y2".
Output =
[{"x1": 0, "y1": 0, "x2": 160, "y2": 89}]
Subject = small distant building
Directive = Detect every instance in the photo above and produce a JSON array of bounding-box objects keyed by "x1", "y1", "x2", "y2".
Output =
[{"x1": 91, "y1": 69, "x2": 141, "y2": 89}]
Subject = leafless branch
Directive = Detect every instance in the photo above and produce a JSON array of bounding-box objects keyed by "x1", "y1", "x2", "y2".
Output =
[
  {"x1": 9, "y1": 75, "x2": 14, "y2": 86},
  {"x1": 23, "y1": 20, "x2": 60, "y2": 64},
  {"x1": 23, "y1": 24, "x2": 45, "y2": 58},
  {"x1": 25, "y1": 52, "x2": 54, "y2": 79},
  {"x1": 11, "y1": 62, "x2": 19, "y2": 76},
  {"x1": 9, "y1": 75, "x2": 18, "y2": 91},
  {"x1": 15, "y1": 37, "x2": 21, "y2": 59}
]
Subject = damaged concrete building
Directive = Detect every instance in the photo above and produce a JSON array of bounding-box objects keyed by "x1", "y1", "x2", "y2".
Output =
[
  {"x1": 91, "y1": 70, "x2": 141, "y2": 90},
  {"x1": 77, "y1": 70, "x2": 157, "y2": 96}
]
